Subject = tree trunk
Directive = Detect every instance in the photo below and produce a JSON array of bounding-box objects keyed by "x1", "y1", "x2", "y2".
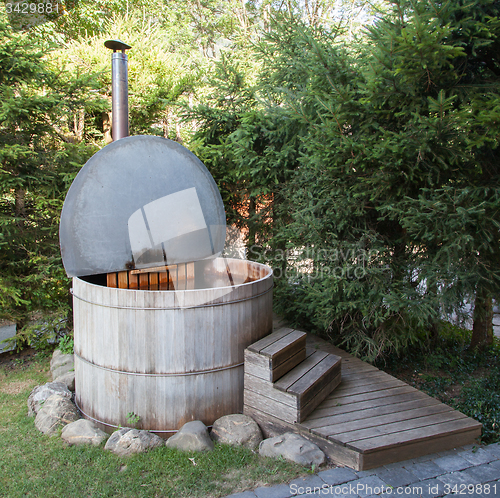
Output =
[
  {"x1": 470, "y1": 285, "x2": 493, "y2": 349},
  {"x1": 74, "y1": 109, "x2": 85, "y2": 142},
  {"x1": 103, "y1": 111, "x2": 112, "y2": 143}
]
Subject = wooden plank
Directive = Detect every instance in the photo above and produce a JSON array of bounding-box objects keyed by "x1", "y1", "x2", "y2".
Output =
[
  {"x1": 177, "y1": 263, "x2": 186, "y2": 290},
  {"x1": 341, "y1": 360, "x2": 379, "y2": 372},
  {"x1": 128, "y1": 272, "x2": 138, "y2": 290},
  {"x1": 149, "y1": 272, "x2": 159, "y2": 291},
  {"x1": 305, "y1": 335, "x2": 349, "y2": 358},
  {"x1": 118, "y1": 271, "x2": 128, "y2": 289},
  {"x1": 349, "y1": 417, "x2": 482, "y2": 453},
  {"x1": 245, "y1": 346, "x2": 317, "y2": 382},
  {"x1": 186, "y1": 263, "x2": 195, "y2": 289},
  {"x1": 289, "y1": 357, "x2": 342, "y2": 407},
  {"x1": 302, "y1": 395, "x2": 441, "y2": 429},
  {"x1": 338, "y1": 370, "x2": 393, "y2": 384},
  {"x1": 107, "y1": 272, "x2": 117, "y2": 288},
  {"x1": 271, "y1": 348, "x2": 306, "y2": 382},
  {"x1": 243, "y1": 389, "x2": 298, "y2": 424},
  {"x1": 260, "y1": 330, "x2": 306, "y2": 360},
  {"x1": 309, "y1": 389, "x2": 431, "y2": 420},
  {"x1": 159, "y1": 271, "x2": 170, "y2": 290},
  {"x1": 339, "y1": 411, "x2": 468, "y2": 445},
  {"x1": 247, "y1": 327, "x2": 296, "y2": 354},
  {"x1": 328, "y1": 378, "x2": 407, "y2": 398},
  {"x1": 169, "y1": 265, "x2": 178, "y2": 288},
  {"x1": 318, "y1": 385, "x2": 421, "y2": 408},
  {"x1": 243, "y1": 404, "x2": 293, "y2": 438},
  {"x1": 139, "y1": 273, "x2": 149, "y2": 290},
  {"x1": 313, "y1": 403, "x2": 454, "y2": 439},
  {"x1": 244, "y1": 373, "x2": 298, "y2": 408},
  {"x1": 244, "y1": 349, "x2": 271, "y2": 381},
  {"x1": 360, "y1": 425, "x2": 482, "y2": 469},
  {"x1": 274, "y1": 350, "x2": 328, "y2": 392},
  {"x1": 298, "y1": 371, "x2": 342, "y2": 422}
]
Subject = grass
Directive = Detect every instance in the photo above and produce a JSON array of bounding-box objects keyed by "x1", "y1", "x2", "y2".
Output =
[
  {"x1": 0, "y1": 352, "x2": 309, "y2": 498},
  {"x1": 375, "y1": 323, "x2": 500, "y2": 444}
]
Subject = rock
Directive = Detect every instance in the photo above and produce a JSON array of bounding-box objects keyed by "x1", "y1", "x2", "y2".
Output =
[
  {"x1": 104, "y1": 428, "x2": 164, "y2": 456},
  {"x1": 53, "y1": 371, "x2": 75, "y2": 392},
  {"x1": 50, "y1": 349, "x2": 75, "y2": 381},
  {"x1": 27, "y1": 381, "x2": 72, "y2": 417},
  {"x1": 34, "y1": 394, "x2": 80, "y2": 436},
  {"x1": 61, "y1": 419, "x2": 108, "y2": 446},
  {"x1": 259, "y1": 432, "x2": 325, "y2": 467},
  {"x1": 166, "y1": 421, "x2": 214, "y2": 452},
  {"x1": 211, "y1": 414, "x2": 263, "y2": 449}
]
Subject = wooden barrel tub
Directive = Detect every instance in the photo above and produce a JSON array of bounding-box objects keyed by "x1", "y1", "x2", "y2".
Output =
[{"x1": 72, "y1": 257, "x2": 273, "y2": 436}]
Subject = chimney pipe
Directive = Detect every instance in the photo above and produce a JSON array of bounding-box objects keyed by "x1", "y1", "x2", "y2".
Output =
[{"x1": 104, "y1": 40, "x2": 132, "y2": 141}]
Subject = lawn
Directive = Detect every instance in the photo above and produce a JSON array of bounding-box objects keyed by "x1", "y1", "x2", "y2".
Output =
[{"x1": 0, "y1": 350, "x2": 308, "y2": 498}]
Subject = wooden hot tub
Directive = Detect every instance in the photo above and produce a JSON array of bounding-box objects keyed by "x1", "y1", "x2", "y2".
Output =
[{"x1": 72, "y1": 257, "x2": 273, "y2": 436}]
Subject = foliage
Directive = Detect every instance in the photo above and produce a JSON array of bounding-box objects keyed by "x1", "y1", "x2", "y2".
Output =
[
  {"x1": 4, "y1": 314, "x2": 69, "y2": 353},
  {"x1": 51, "y1": 12, "x2": 198, "y2": 140},
  {"x1": 126, "y1": 411, "x2": 141, "y2": 427},
  {"x1": 0, "y1": 17, "x2": 104, "y2": 331},
  {"x1": 57, "y1": 334, "x2": 74, "y2": 355},
  {"x1": 251, "y1": 1, "x2": 500, "y2": 359}
]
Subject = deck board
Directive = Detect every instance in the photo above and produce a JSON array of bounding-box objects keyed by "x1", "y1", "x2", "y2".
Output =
[{"x1": 246, "y1": 328, "x2": 482, "y2": 470}]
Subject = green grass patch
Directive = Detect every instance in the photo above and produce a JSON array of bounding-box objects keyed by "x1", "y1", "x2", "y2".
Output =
[
  {"x1": 376, "y1": 323, "x2": 500, "y2": 444},
  {"x1": 0, "y1": 353, "x2": 308, "y2": 498}
]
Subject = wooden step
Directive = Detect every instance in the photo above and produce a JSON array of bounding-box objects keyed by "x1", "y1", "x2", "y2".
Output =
[
  {"x1": 245, "y1": 327, "x2": 307, "y2": 382},
  {"x1": 244, "y1": 346, "x2": 342, "y2": 424}
]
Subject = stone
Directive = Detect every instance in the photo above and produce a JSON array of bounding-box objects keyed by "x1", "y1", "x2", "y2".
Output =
[
  {"x1": 61, "y1": 419, "x2": 108, "y2": 446},
  {"x1": 166, "y1": 421, "x2": 214, "y2": 452},
  {"x1": 104, "y1": 428, "x2": 164, "y2": 456},
  {"x1": 211, "y1": 414, "x2": 263, "y2": 450},
  {"x1": 258, "y1": 432, "x2": 325, "y2": 467},
  {"x1": 53, "y1": 371, "x2": 75, "y2": 392},
  {"x1": 27, "y1": 381, "x2": 72, "y2": 417},
  {"x1": 0, "y1": 321, "x2": 16, "y2": 353},
  {"x1": 34, "y1": 393, "x2": 80, "y2": 436},
  {"x1": 50, "y1": 349, "x2": 75, "y2": 381}
]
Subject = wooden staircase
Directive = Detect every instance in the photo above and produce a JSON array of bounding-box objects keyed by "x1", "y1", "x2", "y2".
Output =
[
  {"x1": 244, "y1": 328, "x2": 342, "y2": 424},
  {"x1": 243, "y1": 319, "x2": 482, "y2": 470}
]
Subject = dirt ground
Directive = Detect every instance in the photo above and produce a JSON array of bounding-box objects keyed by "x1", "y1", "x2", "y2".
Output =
[{"x1": 0, "y1": 347, "x2": 46, "y2": 371}]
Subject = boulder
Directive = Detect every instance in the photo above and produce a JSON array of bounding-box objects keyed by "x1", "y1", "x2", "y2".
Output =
[
  {"x1": 259, "y1": 432, "x2": 325, "y2": 467},
  {"x1": 34, "y1": 394, "x2": 80, "y2": 436},
  {"x1": 104, "y1": 428, "x2": 164, "y2": 456},
  {"x1": 53, "y1": 371, "x2": 75, "y2": 392},
  {"x1": 211, "y1": 414, "x2": 263, "y2": 450},
  {"x1": 61, "y1": 419, "x2": 108, "y2": 446},
  {"x1": 50, "y1": 349, "x2": 75, "y2": 381},
  {"x1": 166, "y1": 421, "x2": 214, "y2": 452},
  {"x1": 27, "y1": 381, "x2": 72, "y2": 417}
]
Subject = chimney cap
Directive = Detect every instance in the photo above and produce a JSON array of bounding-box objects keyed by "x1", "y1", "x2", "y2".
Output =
[{"x1": 104, "y1": 39, "x2": 132, "y2": 52}]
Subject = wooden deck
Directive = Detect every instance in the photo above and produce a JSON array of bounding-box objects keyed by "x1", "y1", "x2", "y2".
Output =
[{"x1": 244, "y1": 322, "x2": 482, "y2": 470}]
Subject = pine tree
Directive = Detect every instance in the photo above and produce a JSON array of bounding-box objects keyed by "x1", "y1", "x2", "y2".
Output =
[
  {"x1": 276, "y1": 0, "x2": 500, "y2": 356},
  {"x1": 0, "y1": 19, "x2": 102, "y2": 340}
]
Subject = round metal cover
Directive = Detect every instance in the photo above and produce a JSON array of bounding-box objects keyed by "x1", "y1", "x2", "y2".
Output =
[{"x1": 59, "y1": 136, "x2": 226, "y2": 277}]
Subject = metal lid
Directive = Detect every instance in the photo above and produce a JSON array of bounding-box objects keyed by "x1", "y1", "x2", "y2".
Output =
[
  {"x1": 104, "y1": 39, "x2": 132, "y2": 52},
  {"x1": 59, "y1": 136, "x2": 226, "y2": 277}
]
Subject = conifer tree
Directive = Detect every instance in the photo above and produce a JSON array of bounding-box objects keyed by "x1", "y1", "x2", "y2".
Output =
[
  {"x1": 0, "y1": 19, "x2": 102, "y2": 338},
  {"x1": 275, "y1": 0, "x2": 500, "y2": 356}
]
